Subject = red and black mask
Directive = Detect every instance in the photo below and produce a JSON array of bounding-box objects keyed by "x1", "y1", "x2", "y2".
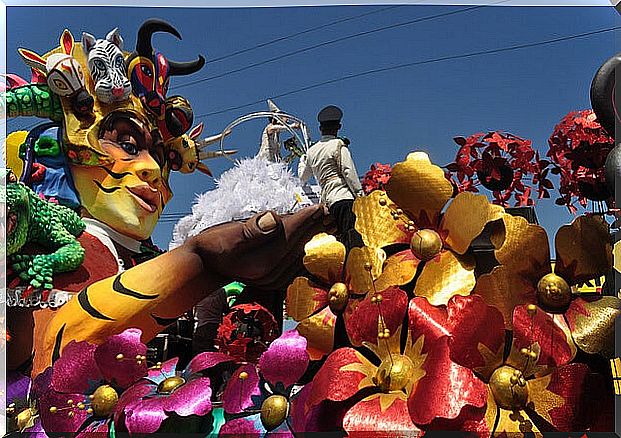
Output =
[{"x1": 126, "y1": 19, "x2": 205, "y2": 140}]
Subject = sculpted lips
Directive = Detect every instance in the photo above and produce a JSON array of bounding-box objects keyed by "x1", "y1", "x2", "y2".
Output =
[{"x1": 126, "y1": 185, "x2": 160, "y2": 213}]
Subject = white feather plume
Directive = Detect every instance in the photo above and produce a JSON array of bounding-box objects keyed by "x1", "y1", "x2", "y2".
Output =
[{"x1": 169, "y1": 157, "x2": 315, "y2": 250}]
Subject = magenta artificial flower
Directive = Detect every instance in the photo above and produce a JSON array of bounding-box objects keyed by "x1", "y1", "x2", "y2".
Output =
[
  {"x1": 37, "y1": 328, "x2": 148, "y2": 435},
  {"x1": 115, "y1": 351, "x2": 234, "y2": 434},
  {"x1": 219, "y1": 330, "x2": 310, "y2": 437}
]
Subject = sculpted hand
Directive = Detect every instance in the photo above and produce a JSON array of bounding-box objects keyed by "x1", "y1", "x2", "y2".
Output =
[{"x1": 190, "y1": 205, "x2": 333, "y2": 290}]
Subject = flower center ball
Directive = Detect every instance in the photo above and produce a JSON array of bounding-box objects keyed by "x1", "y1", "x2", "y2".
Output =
[
  {"x1": 374, "y1": 355, "x2": 416, "y2": 393},
  {"x1": 157, "y1": 376, "x2": 186, "y2": 395},
  {"x1": 536, "y1": 273, "x2": 571, "y2": 311},
  {"x1": 328, "y1": 282, "x2": 349, "y2": 313},
  {"x1": 489, "y1": 366, "x2": 529, "y2": 411},
  {"x1": 91, "y1": 385, "x2": 119, "y2": 418},
  {"x1": 410, "y1": 229, "x2": 442, "y2": 261},
  {"x1": 260, "y1": 395, "x2": 289, "y2": 431}
]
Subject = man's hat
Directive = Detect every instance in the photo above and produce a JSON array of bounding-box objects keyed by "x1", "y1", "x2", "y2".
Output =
[{"x1": 318, "y1": 105, "x2": 343, "y2": 124}]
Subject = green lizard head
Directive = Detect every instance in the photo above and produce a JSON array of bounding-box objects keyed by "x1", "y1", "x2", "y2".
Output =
[{"x1": 5, "y1": 170, "x2": 30, "y2": 255}]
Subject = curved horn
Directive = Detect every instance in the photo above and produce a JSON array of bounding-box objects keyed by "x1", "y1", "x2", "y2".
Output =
[
  {"x1": 136, "y1": 18, "x2": 182, "y2": 57},
  {"x1": 168, "y1": 55, "x2": 206, "y2": 77}
]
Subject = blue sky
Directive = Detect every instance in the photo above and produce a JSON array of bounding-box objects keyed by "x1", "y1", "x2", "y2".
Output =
[{"x1": 6, "y1": 5, "x2": 620, "y2": 250}]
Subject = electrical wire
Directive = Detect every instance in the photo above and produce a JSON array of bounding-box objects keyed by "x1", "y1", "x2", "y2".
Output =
[
  {"x1": 203, "y1": 5, "x2": 404, "y2": 65},
  {"x1": 194, "y1": 25, "x2": 621, "y2": 119},
  {"x1": 172, "y1": 2, "x2": 505, "y2": 90}
]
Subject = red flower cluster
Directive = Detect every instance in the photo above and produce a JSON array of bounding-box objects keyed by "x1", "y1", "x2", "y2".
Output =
[
  {"x1": 361, "y1": 162, "x2": 392, "y2": 194},
  {"x1": 215, "y1": 303, "x2": 279, "y2": 363},
  {"x1": 445, "y1": 131, "x2": 553, "y2": 207},
  {"x1": 547, "y1": 110, "x2": 614, "y2": 213}
]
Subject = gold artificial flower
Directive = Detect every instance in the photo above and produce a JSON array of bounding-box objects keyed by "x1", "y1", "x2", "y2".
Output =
[
  {"x1": 474, "y1": 213, "x2": 619, "y2": 356},
  {"x1": 354, "y1": 152, "x2": 504, "y2": 305},
  {"x1": 285, "y1": 233, "x2": 387, "y2": 360}
]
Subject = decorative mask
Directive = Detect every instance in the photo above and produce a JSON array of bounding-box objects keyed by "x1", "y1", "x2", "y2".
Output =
[
  {"x1": 18, "y1": 30, "x2": 94, "y2": 115},
  {"x1": 82, "y1": 28, "x2": 132, "y2": 104},
  {"x1": 125, "y1": 19, "x2": 204, "y2": 139}
]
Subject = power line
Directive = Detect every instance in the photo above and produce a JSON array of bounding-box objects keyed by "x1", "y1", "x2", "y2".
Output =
[
  {"x1": 172, "y1": 2, "x2": 504, "y2": 91},
  {"x1": 194, "y1": 25, "x2": 621, "y2": 120},
  {"x1": 203, "y1": 5, "x2": 404, "y2": 65}
]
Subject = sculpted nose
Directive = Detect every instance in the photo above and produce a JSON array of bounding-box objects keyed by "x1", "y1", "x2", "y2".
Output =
[{"x1": 112, "y1": 87, "x2": 124, "y2": 97}]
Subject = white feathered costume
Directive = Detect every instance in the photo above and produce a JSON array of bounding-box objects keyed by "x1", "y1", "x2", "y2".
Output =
[{"x1": 169, "y1": 156, "x2": 317, "y2": 250}]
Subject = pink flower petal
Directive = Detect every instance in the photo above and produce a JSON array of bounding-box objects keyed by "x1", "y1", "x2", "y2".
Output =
[
  {"x1": 184, "y1": 352, "x2": 234, "y2": 377},
  {"x1": 39, "y1": 389, "x2": 89, "y2": 433},
  {"x1": 51, "y1": 341, "x2": 102, "y2": 394},
  {"x1": 161, "y1": 377, "x2": 213, "y2": 417},
  {"x1": 219, "y1": 414, "x2": 265, "y2": 436},
  {"x1": 259, "y1": 330, "x2": 309, "y2": 389},
  {"x1": 123, "y1": 397, "x2": 168, "y2": 434},
  {"x1": 94, "y1": 328, "x2": 148, "y2": 389},
  {"x1": 222, "y1": 364, "x2": 261, "y2": 414},
  {"x1": 146, "y1": 357, "x2": 179, "y2": 384},
  {"x1": 114, "y1": 380, "x2": 155, "y2": 427}
]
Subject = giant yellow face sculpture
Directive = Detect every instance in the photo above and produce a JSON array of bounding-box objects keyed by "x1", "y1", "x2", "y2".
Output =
[{"x1": 69, "y1": 112, "x2": 172, "y2": 240}]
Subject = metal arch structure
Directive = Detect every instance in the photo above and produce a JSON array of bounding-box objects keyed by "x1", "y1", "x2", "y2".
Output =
[{"x1": 217, "y1": 111, "x2": 312, "y2": 163}]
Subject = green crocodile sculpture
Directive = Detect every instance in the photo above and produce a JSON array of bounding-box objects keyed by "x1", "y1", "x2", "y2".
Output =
[
  {"x1": 5, "y1": 170, "x2": 85, "y2": 291},
  {"x1": 1, "y1": 84, "x2": 64, "y2": 122}
]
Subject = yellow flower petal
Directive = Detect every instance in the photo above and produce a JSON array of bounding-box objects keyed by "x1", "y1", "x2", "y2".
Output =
[
  {"x1": 353, "y1": 191, "x2": 410, "y2": 248},
  {"x1": 567, "y1": 296, "x2": 620, "y2": 357},
  {"x1": 374, "y1": 250, "x2": 420, "y2": 292},
  {"x1": 385, "y1": 152, "x2": 453, "y2": 226},
  {"x1": 414, "y1": 250, "x2": 476, "y2": 306},
  {"x1": 296, "y1": 307, "x2": 336, "y2": 360},
  {"x1": 303, "y1": 233, "x2": 345, "y2": 284},
  {"x1": 440, "y1": 192, "x2": 504, "y2": 255},
  {"x1": 345, "y1": 246, "x2": 386, "y2": 295},
  {"x1": 527, "y1": 373, "x2": 565, "y2": 426},
  {"x1": 285, "y1": 277, "x2": 328, "y2": 321},
  {"x1": 473, "y1": 265, "x2": 535, "y2": 329},
  {"x1": 554, "y1": 215, "x2": 612, "y2": 286},
  {"x1": 494, "y1": 213, "x2": 551, "y2": 284}
]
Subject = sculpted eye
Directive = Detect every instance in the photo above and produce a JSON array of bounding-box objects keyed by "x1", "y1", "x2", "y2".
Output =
[
  {"x1": 114, "y1": 54, "x2": 124, "y2": 69},
  {"x1": 93, "y1": 59, "x2": 107, "y2": 71},
  {"x1": 120, "y1": 141, "x2": 139, "y2": 155},
  {"x1": 140, "y1": 64, "x2": 153, "y2": 77},
  {"x1": 53, "y1": 79, "x2": 68, "y2": 90}
]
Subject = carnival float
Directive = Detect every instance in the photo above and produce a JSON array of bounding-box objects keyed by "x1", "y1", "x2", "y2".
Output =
[{"x1": 1, "y1": 17, "x2": 620, "y2": 436}]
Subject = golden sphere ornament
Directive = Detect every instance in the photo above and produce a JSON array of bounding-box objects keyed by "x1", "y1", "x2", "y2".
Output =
[
  {"x1": 328, "y1": 282, "x2": 349, "y2": 313},
  {"x1": 157, "y1": 376, "x2": 186, "y2": 395},
  {"x1": 260, "y1": 395, "x2": 289, "y2": 431},
  {"x1": 374, "y1": 355, "x2": 416, "y2": 393},
  {"x1": 410, "y1": 229, "x2": 442, "y2": 261},
  {"x1": 91, "y1": 385, "x2": 119, "y2": 418},
  {"x1": 536, "y1": 273, "x2": 571, "y2": 311},
  {"x1": 489, "y1": 366, "x2": 529, "y2": 411}
]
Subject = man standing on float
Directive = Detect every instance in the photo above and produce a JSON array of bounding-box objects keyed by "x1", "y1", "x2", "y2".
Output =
[{"x1": 298, "y1": 105, "x2": 364, "y2": 250}]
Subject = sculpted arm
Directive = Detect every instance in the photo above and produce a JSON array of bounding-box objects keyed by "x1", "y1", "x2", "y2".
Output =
[{"x1": 34, "y1": 206, "x2": 329, "y2": 373}]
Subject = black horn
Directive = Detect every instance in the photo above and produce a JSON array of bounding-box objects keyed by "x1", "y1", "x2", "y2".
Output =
[
  {"x1": 136, "y1": 18, "x2": 182, "y2": 57},
  {"x1": 168, "y1": 55, "x2": 206, "y2": 77}
]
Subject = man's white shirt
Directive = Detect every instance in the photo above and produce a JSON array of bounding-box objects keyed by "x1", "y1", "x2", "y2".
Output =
[{"x1": 298, "y1": 135, "x2": 363, "y2": 207}]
